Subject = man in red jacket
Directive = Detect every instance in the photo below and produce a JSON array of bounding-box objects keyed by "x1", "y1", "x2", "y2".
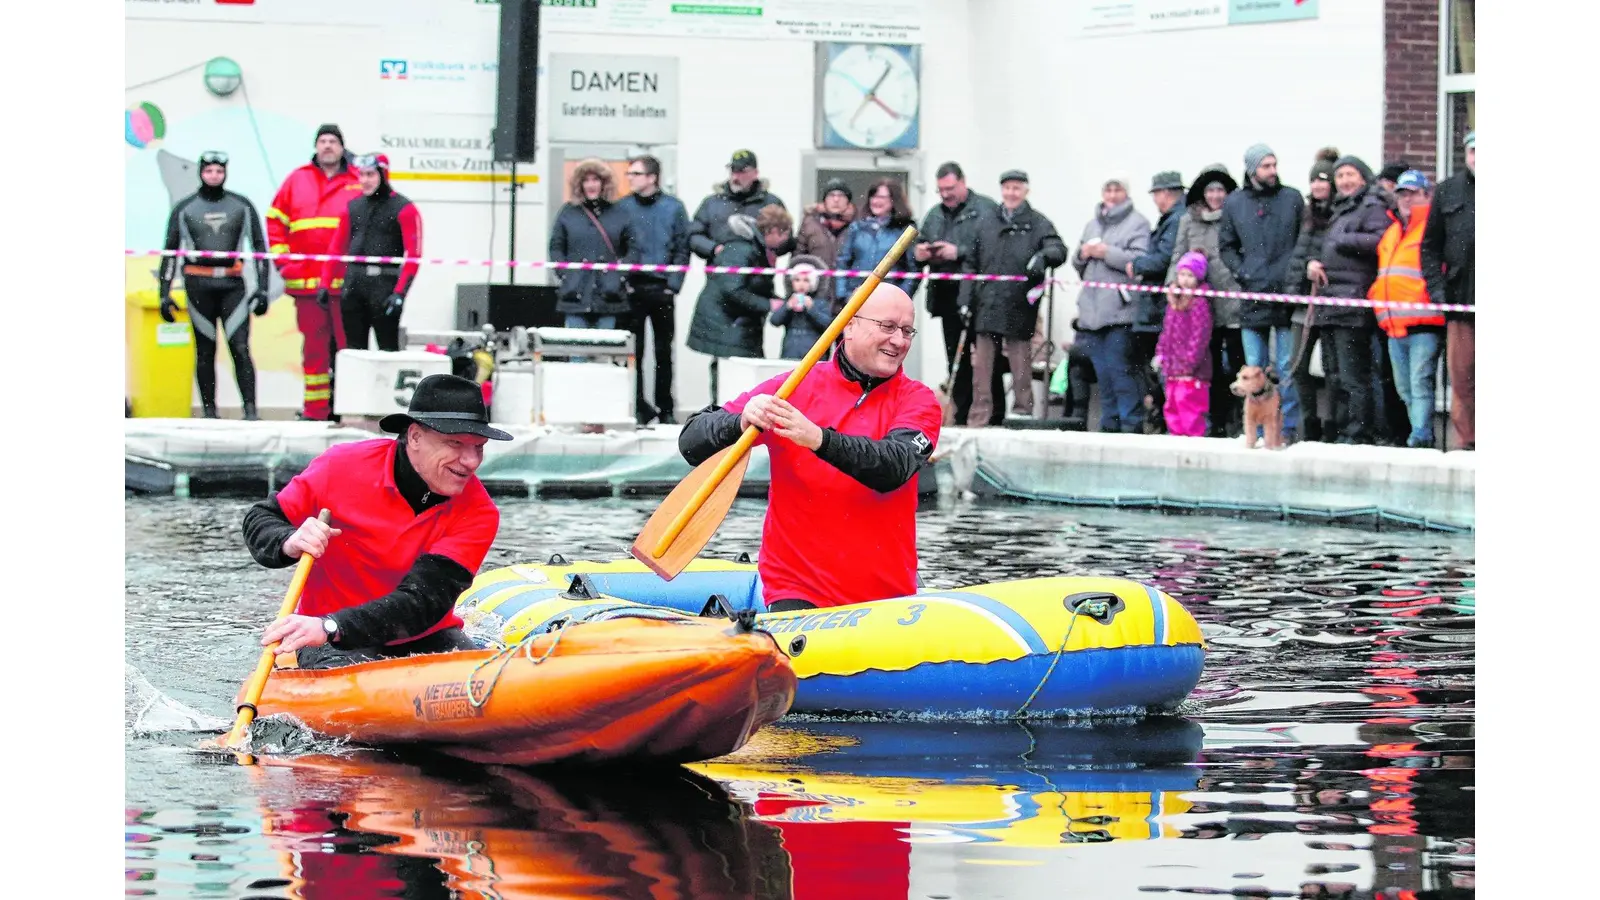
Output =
[
  {"x1": 240, "y1": 374, "x2": 511, "y2": 668},
  {"x1": 678, "y1": 283, "x2": 942, "y2": 611},
  {"x1": 318, "y1": 153, "x2": 423, "y2": 352},
  {"x1": 267, "y1": 124, "x2": 362, "y2": 419}
]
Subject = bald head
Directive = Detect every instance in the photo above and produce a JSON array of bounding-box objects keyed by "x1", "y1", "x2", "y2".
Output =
[{"x1": 842, "y1": 282, "x2": 916, "y2": 378}]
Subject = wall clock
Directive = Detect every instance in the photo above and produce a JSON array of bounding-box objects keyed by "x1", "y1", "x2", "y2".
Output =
[{"x1": 817, "y1": 43, "x2": 921, "y2": 151}]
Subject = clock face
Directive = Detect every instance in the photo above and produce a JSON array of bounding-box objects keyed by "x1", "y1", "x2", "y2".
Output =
[{"x1": 822, "y1": 44, "x2": 919, "y2": 150}]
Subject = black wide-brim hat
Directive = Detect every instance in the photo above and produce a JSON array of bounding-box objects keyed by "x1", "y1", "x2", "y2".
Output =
[{"x1": 379, "y1": 373, "x2": 513, "y2": 441}]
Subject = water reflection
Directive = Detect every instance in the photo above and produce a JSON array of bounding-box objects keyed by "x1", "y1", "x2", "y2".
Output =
[
  {"x1": 126, "y1": 498, "x2": 1474, "y2": 898},
  {"x1": 208, "y1": 752, "x2": 791, "y2": 900}
]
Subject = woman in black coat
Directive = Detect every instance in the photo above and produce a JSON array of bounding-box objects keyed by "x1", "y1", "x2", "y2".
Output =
[
  {"x1": 686, "y1": 207, "x2": 791, "y2": 400},
  {"x1": 548, "y1": 158, "x2": 633, "y2": 328},
  {"x1": 1306, "y1": 156, "x2": 1390, "y2": 445}
]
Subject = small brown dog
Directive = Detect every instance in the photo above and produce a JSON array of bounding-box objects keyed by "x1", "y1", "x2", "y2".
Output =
[{"x1": 1230, "y1": 365, "x2": 1283, "y2": 449}]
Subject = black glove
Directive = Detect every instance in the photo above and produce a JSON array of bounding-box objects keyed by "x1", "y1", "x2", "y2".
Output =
[
  {"x1": 158, "y1": 295, "x2": 177, "y2": 324},
  {"x1": 315, "y1": 289, "x2": 330, "y2": 309},
  {"x1": 250, "y1": 290, "x2": 270, "y2": 316},
  {"x1": 384, "y1": 293, "x2": 405, "y2": 318}
]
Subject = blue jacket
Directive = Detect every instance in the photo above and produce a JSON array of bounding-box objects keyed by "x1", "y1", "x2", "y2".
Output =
[
  {"x1": 834, "y1": 216, "x2": 920, "y2": 301},
  {"x1": 1129, "y1": 198, "x2": 1185, "y2": 331},
  {"x1": 615, "y1": 191, "x2": 691, "y2": 294}
]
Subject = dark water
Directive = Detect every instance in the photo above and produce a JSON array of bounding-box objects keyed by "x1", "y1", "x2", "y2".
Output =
[{"x1": 126, "y1": 496, "x2": 1475, "y2": 899}]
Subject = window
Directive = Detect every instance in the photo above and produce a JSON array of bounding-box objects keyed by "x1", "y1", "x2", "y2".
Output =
[{"x1": 1438, "y1": 0, "x2": 1476, "y2": 177}]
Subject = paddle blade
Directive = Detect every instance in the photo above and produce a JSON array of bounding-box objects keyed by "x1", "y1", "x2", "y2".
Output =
[{"x1": 631, "y1": 447, "x2": 751, "y2": 580}]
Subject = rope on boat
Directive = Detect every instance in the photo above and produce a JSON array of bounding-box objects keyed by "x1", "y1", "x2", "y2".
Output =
[
  {"x1": 466, "y1": 621, "x2": 570, "y2": 709},
  {"x1": 1011, "y1": 598, "x2": 1110, "y2": 719}
]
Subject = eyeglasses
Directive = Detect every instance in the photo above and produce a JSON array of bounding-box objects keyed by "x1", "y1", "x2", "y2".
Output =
[
  {"x1": 854, "y1": 315, "x2": 917, "y2": 339},
  {"x1": 199, "y1": 151, "x2": 228, "y2": 165}
]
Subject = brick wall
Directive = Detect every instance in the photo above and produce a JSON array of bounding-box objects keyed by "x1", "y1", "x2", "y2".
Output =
[{"x1": 1384, "y1": 0, "x2": 1441, "y2": 180}]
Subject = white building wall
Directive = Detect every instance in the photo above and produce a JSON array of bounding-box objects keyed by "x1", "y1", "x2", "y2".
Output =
[{"x1": 124, "y1": 0, "x2": 1384, "y2": 415}]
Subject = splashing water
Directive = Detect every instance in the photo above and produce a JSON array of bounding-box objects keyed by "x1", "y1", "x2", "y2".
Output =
[{"x1": 126, "y1": 665, "x2": 231, "y2": 735}]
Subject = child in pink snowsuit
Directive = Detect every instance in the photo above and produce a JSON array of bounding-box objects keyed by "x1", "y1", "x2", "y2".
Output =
[{"x1": 1155, "y1": 251, "x2": 1214, "y2": 437}]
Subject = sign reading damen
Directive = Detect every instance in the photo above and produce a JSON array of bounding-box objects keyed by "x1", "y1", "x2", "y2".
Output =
[{"x1": 547, "y1": 53, "x2": 679, "y2": 144}]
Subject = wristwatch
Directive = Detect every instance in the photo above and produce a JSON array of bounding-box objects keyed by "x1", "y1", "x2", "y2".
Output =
[{"x1": 321, "y1": 616, "x2": 340, "y2": 644}]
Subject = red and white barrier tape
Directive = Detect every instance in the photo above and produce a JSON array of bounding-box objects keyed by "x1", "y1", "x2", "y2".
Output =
[{"x1": 125, "y1": 248, "x2": 1476, "y2": 313}]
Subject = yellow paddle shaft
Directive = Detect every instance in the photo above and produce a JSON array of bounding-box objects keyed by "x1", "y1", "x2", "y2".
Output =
[
  {"x1": 224, "y1": 508, "x2": 331, "y2": 749},
  {"x1": 651, "y1": 225, "x2": 919, "y2": 558}
]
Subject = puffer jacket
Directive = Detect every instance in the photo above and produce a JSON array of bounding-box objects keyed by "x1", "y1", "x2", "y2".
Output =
[
  {"x1": 1166, "y1": 204, "x2": 1242, "y2": 328},
  {"x1": 1217, "y1": 180, "x2": 1304, "y2": 329},
  {"x1": 962, "y1": 202, "x2": 1068, "y2": 339},
  {"x1": 1070, "y1": 199, "x2": 1151, "y2": 332},
  {"x1": 614, "y1": 190, "x2": 690, "y2": 294},
  {"x1": 548, "y1": 199, "x2": 632, "y2": 316},
  {"x1": 688, "y1": 179, "x2": 787, "y2": 261},
  {"x1": 834, "y1": 214, "x2": 919, "y2": 302},
  {"x1": 1311, "y1": 179, "x2": 1391, "y2": 328},
  {"x1": 686, "y1": 230, "x2": 773, "y2": 359},
  {"x1": 795, "y1": 203, "x2": 854, "y2": 309},
  {"x1": 770, "y1": 254, "x2": 833, "y2": 359}
]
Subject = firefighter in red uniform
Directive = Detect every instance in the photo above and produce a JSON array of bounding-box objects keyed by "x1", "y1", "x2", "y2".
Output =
[
  {"x1": 239, "y1": 374, "x2": 512, "y2": 668},
  {"x1": 267, "y1": 123, "x2": 362, "y2": 420},
  {"x1": 679, "y1": 283, "x2": 942, "y2": 611},
  {"x1": 317, "y1": 152, "x2": 424, "y2": 352}
]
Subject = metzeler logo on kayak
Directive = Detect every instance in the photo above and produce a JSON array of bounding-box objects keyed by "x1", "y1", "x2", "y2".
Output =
[{"x1": 413, "y1": 681, "x2": 487, "y2": 721}]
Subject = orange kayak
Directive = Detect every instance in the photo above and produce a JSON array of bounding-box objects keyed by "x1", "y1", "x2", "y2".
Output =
[{"x1": 245, "y1": 615, "x2": 796, "y2": 766}]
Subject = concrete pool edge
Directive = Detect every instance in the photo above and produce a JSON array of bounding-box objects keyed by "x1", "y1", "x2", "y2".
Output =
[{"x1": 124, "y1": 420, "x2": 1474, "y2": 533}]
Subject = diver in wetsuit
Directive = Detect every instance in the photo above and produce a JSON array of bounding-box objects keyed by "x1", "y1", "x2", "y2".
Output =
[{"x1": 158, "y1": 150, "x2": 272, "y2": 419}]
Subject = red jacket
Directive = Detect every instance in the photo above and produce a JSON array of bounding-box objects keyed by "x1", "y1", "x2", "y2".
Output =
[
  {"x1": 272, "y1": 439, "x2": 498, "y2": 642},
  {"x1": 721, "y1": 358, "x2": 942, "y2": 607},
  {"x1": 267, "y1": 158, "x2": 362, "y2": 295}
]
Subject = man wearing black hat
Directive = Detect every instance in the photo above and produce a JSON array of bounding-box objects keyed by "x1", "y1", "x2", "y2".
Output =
[
  {"x1": 317, "y1": 152, "x2": 424, "y2": 352},
  {"x1": 158, "y1": 150, "x2": 272, "y2": 420},
  {"x1": 916, "y1": 161, "x2": 1001, "y2": 424},
  {"x1": 267, "y1": 123, "x2": 362, "y2": 420},
  {"x1": 688, "y1": 150, "x2": 791, "y2": 262},
  {"x1": 240, "y1": 374, "x2": 512, "y2": 668}
]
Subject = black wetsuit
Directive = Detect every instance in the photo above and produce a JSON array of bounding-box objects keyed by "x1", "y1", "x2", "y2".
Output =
[
  {"x1": 240, "y1": 439, "x2": 481, "y2": 669},
  {"x1": 160, "y1": 183, "x2": 270, "y2": 414}
]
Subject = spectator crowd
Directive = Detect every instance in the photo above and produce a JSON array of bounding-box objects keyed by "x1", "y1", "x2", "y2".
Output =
[{"x1": 164, "y1": 125, "x2": 1475, "y2": 452}]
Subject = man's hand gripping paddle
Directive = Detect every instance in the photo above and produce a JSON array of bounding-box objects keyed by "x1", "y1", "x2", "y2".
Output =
[
  {"x1": 201, "y1": 509, "x2": 331, "y2": 757},
  {"x1": 630, "y1": 226, "x2": 920, "y2": 580}
]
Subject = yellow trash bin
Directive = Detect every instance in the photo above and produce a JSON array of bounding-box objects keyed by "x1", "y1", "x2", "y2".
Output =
[{"x1": 126, "y1": 289, "x2": 196, "y2": 418}]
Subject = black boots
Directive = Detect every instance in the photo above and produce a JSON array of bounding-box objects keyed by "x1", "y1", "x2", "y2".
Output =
[{"x1": 243, "y1": 402, "x2": 259, "y2": 421}]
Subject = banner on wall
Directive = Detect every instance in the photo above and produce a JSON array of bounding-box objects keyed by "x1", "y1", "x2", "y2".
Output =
[
  {"x1": 1067, "y1": 0, "x2": 1316, "y2": 38},
  {"x1": 127, "y1": 0, "x2": 925, "y2": 43}
]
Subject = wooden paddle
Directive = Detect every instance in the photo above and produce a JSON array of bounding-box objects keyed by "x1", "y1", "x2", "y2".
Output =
[
  {"x1": 219, "y1": 508, "x2": 331, "y2": 750},
  {"x1": 630, "y1": 225, "x2": 920, "y2": 581}
]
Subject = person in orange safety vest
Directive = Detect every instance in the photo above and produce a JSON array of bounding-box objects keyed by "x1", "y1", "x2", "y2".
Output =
[
  {"x1": 1367, "y1": 170, "x2": 1445, "y2": 449},
  {"x1": 267, "y1": 124, "x2": 362, "y2": 420}
]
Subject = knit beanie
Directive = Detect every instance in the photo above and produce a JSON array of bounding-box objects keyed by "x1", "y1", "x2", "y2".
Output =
[
  {"x1": 1309, "y1": 147, "x2": 1340, "y2": 183},
  {"x1": 317, "y1": 123, "x2": 345, "y2": 145},
  {"x1": 1332, "y1": 154, "x2": 1375, "y2": 185},
  {"x1": 1243, "y1": 143, "x2": 1275, "y2": 176},
  {"x1": 1176, "y1": 251, "x2": 1208, "y2": 282},
  {"x1": 822, "y1": 178, "x2": 853, "y2": 202}
]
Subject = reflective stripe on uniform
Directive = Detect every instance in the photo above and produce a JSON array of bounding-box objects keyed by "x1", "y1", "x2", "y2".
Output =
[
  {"x1": 289, "y1": 217, "x2": 341, "y2": 233},
  {"x1": 267, "y1": 208, "x2": 291, "y2": 225},
  {"x1": 1376, "y1": 266, "x2": 1424, "y2": 280},
  {"x1": 269, "y1": 243, "x2": 291, "y2": 255},
  {"x1": 304, "y1": 389, "x2": 331, "y2": 402},
  {"x1": 305, "y1": 373, "x2": 331, "y2": 386}
]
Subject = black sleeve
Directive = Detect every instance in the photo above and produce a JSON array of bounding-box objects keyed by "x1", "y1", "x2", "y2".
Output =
[
  {"x1": 158, "y1": 202, "x2": 184, "y2": 294},
  {"x1": 679, "y1": 406, "x2": 745, "y2": 466},
  {"x1": 815, "y1": 426, "x2": 934, "y2": 493},
  {"x1": 240, "y1": 197, "x2": 271, "y2": 289},
  {"x1": 241, "y1": 497, "x2": 297, "y2": 569},
  {"x1": 327, "y1": 554, "x2": 475, "y2": 647}
]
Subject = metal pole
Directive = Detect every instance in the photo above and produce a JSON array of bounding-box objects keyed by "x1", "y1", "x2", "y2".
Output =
[{"x1": 507, "y1": 161, "x2": 518, "y2": 285}]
